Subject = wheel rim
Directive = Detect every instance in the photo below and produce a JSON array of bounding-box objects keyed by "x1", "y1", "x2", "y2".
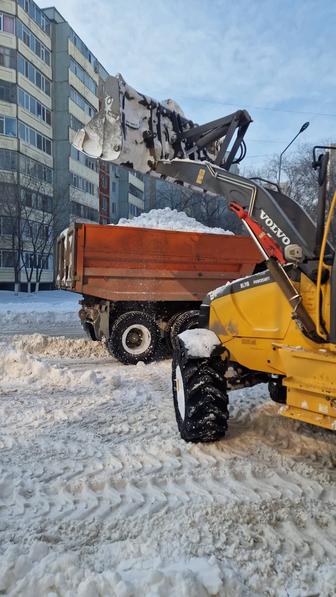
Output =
[
  {"x1": 121, "y1": 324, "x2": 151, "y2": 355},
  {"x1": 175, "y1": 365, "x2": 185, "y2": 420}
]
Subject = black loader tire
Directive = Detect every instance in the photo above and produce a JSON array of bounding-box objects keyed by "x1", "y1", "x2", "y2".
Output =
[
  {"x1": 172, "y1": 342, "x2": 229, "y2": 442},
  {"x1": 170, "y1": 310, "x2": 200, "y2": 350},
  {"x1": 268, "y1": 378, "x2": 287, "y2": 404},
  {"x1": 108, "y1": 311, "x2": 160, "y2": 365}
]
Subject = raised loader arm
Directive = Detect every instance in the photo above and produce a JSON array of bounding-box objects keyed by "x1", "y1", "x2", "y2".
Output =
[{"x1": 73, "y1": 74, "x2": 327, "y2": 266}]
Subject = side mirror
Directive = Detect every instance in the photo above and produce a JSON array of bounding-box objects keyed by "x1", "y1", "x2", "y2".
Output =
[{"x1": 284, "y1": 244, "x2": 303, "y2": 264}]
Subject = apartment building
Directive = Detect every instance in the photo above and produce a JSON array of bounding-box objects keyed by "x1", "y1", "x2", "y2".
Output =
[
  {"x1": 108, "y1": 166, "x2": 145, "y2": 224},
  {"x1": 0, "y1": 0, "x2": 146, "y2": 288},
  {"x1": 0, "y1": 0, "x2": 108, "y2": 289},
  {"x1": 43, "y1": 6, "x2": 108, "y2": 228},
  {"x1": 0, "y1": 0, "x2": 54, "y2": 287}
]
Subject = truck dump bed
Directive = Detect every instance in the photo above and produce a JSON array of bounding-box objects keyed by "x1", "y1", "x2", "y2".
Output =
[{"x1": 56, "y1": 223, "x2": 262, "y2": 302}]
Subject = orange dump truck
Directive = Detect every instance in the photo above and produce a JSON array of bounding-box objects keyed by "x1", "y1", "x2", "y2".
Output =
[{"x1": 56, "y1": 223, "x2": 262, "y2": 363}]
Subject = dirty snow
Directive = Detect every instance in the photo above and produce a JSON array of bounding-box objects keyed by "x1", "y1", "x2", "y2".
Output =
[
  {"x1": 1, "y1": 330, "x2": 336, "y2": 596},
  {"x1": 117, "y1": 207, "x2": 233, "y2": 235}
]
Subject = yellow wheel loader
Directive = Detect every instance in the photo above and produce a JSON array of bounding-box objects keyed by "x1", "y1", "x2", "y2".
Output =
[{"x1": 72, "y1": 74, "x2": 336, "y2": 440}]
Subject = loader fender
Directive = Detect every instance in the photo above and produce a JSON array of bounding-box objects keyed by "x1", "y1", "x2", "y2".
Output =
[{"x1": 178, "y1": 328, "x2": 223, "y2": 359}]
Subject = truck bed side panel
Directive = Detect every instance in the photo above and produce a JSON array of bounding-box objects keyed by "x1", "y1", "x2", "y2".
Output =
[{"x1": 60, "y1": 224, "x2": 262, "y2": 302}]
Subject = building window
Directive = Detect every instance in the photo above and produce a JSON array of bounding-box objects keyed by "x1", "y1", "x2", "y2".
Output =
[
  {"x1": 1, "y1": 250, "x2": 15, "y2": 267},
  {"x1": 70, "y1": 145, "x2": 97, "y2": 171},
  {"x1": 111, "y1": 181, "x2": 116, "y2": 192},
  {"x1": 69, "y1": 58, "x2": 97, "y2": 95},
  {"x1": 1, "y1": 216, "x2": 14, "y2": 235},
  {"x1": 18, "y1": 88, "x2": 51, "y2": 125},
  {"x1": 0, "y1": 149, "x2": 17, "y2": 171},
  {"x1": 129, "y1": 204, "x2": 142, "y2": 217},
  {"x1": 0, "y1": 46, "x2": 16, "y2": 69},
  {"x1": 16, "y1": 20, "x2": 50, "y2": 66},
  {"x1": 69, "y1": 113, "x2": 84, "y2": 132},
  {"x1": 70, "y1": 200, "x2": 98, "y2": 222},
  {"x1": 129, "y1": 183, "x2": 144, "y2": 200},
  {"x1": 101, "y1": 196, "x2": 108, "y2": 211},
  {"x1": 20, "y1": 154, "x2": 53, "y2": 183},
  {"x1": 23, "y1": 252, "x2": 52, "y2": 270},
  {"x1": 0, "y1": 115, "x2": 17, "y2": 137},
  {"x1": 0, "y1": 81, "x2": 16, "y2": 103},
  {"x1": 21, "y1": 190, "x2": 52, "y2": 213},
  {"x1": 71, "y1": 172, "x2": 97, "y2": 196},
  {"x1": 70, "y1": 30, "x2": 96, "y2": 66},
  {"x1": 17, "y1": 0, "x2": 50, "y2": 35},
  {"x1": 0, "y1": 13, "x2": 15, "y2": 34},
  {"x1": 110, "y1": 202, "x2": 116, "y2": 214},
  {"x1": 70, "y1": 87, "x2": 96, "y2": 117},
  {"x1": 18, "y1": 121, "x2": 52, "y2": 155},
  {"x1": 18, "y1": 54, "x2": 51, "y2": 96}
]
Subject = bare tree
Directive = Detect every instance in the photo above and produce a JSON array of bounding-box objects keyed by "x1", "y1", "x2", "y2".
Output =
[
  {"x1": 243, "y1": 142, "x2": 336, "y2": 241},
  {"x1": 155, "y1": 179, "x2": 199, "y2": 213},
  {"x1": 243, "y1": 143, "x2": 336, "y2": 217},
  {"x1": 20, "y1": 177, "x2": 66, "y2": 292},
  {"x1": 153, "y1": 178, "x2": 244, "y2": 233},
  {"x1": 0, "y1": 171, "x2": 66, "y2": 293},
  {"x1": 0, "y1": 175, "x2": 25, "y2": 293}
]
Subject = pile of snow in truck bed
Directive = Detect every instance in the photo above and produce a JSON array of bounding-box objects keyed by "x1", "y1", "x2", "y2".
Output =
[{"x1": 117, "y1": 207, "x2": 233, "y2": 235}]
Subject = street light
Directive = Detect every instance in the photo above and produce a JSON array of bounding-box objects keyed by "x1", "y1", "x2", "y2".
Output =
[{"x1": 278, "y1": 121, "x2": 310, "y2": 186}]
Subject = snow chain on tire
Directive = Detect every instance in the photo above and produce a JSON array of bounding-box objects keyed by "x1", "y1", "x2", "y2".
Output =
[
  {"x1": 172, "y1": 338, "x2": 229, "y2": 442},
  {"x1": 170, "y1": 310, "x2": 200, "y2": 350}
]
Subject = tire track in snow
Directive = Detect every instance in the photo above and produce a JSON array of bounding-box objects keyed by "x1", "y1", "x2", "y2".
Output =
[{"x1": 1, "y1": 341, "x2": 336, "y2": 596}]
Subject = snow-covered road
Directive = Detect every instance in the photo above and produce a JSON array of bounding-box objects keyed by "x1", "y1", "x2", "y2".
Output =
[{"x1": 1, "y1": 333, "x2": 336, "y2": 596}]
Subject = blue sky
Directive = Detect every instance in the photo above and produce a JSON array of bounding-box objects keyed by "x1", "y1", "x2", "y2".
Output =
[{"x1": 39, "y1": 0, "x2": 336, "y2": 169}]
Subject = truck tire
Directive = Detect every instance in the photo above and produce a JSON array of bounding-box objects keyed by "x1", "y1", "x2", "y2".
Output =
[
  {"x1": 108, "y1": 311, "x2": 160, "y2": 365},
  {"x1": 172, "y1": 347, "x2": 229, "y2": 443},
  {"x1": 164, "y1": 311, "x2": 184, "y2": 351},
  {"x1": 170, "y1": 310, "x2": 200, "y2": 350}
]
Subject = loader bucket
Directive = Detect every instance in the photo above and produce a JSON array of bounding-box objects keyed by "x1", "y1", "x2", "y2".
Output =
[{"x1": 73, "y1": 74, "x2": 204, "y2": 173}]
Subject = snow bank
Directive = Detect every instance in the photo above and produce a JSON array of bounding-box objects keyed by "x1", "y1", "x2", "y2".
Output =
[
  {"x1": 0, "y1": 290, "x2": 80, "y2": 329},
  {"x1": 12, "y1": 334, "x2": 107, "y2": 359},
  {"x1": 0, "y1": 341, "x2": 109, "y2": 389},
  {"x1": 117, "y1": 207, "x2": 233, "y2": 235}
]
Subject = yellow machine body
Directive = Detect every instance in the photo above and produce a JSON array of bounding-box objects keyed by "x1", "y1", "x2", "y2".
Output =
[{"x1": 209, "y1": 268, "x2": 336, "y2": 431}]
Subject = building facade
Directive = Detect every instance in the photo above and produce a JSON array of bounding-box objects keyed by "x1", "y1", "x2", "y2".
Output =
[
  {"x1": 0, "y1": 0, "x2": 145, "y2": 290},
  {"x1": 108, "y1": 166, "x2": 144, "y2": 224},
  {"x1": 0, "y1": 0, "x2": 54, "y2": 288},
  {"x1": 43, "y1": 6, "x2": 108, "y2": 229}
]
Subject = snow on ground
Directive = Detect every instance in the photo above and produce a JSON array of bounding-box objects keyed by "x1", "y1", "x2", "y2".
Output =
[
  {"x1": 1, "y1": 334, "x2": 336, "y2": 596},
  {"x1": 0, "y1": 290, "x2": 83, "y2": 337},
  {"x1": 117, "y1": 207, "x2": 234, "y2": 235}
]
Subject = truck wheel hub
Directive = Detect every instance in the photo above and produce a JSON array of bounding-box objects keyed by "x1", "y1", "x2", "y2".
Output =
[{"x1": 122, "y1": 324, "x2": 151, "y2": 355}]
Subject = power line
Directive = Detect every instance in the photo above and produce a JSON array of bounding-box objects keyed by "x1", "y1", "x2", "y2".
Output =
[
  {"x1": 178, "y1": 95, "x2": 336, "y2": 119},
  {"x1": 248, "y1": 138, "x2": 287, "y2": 144},
  {"x1": 243, "y1": 154, "x2": 274, "y2": 159}
]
